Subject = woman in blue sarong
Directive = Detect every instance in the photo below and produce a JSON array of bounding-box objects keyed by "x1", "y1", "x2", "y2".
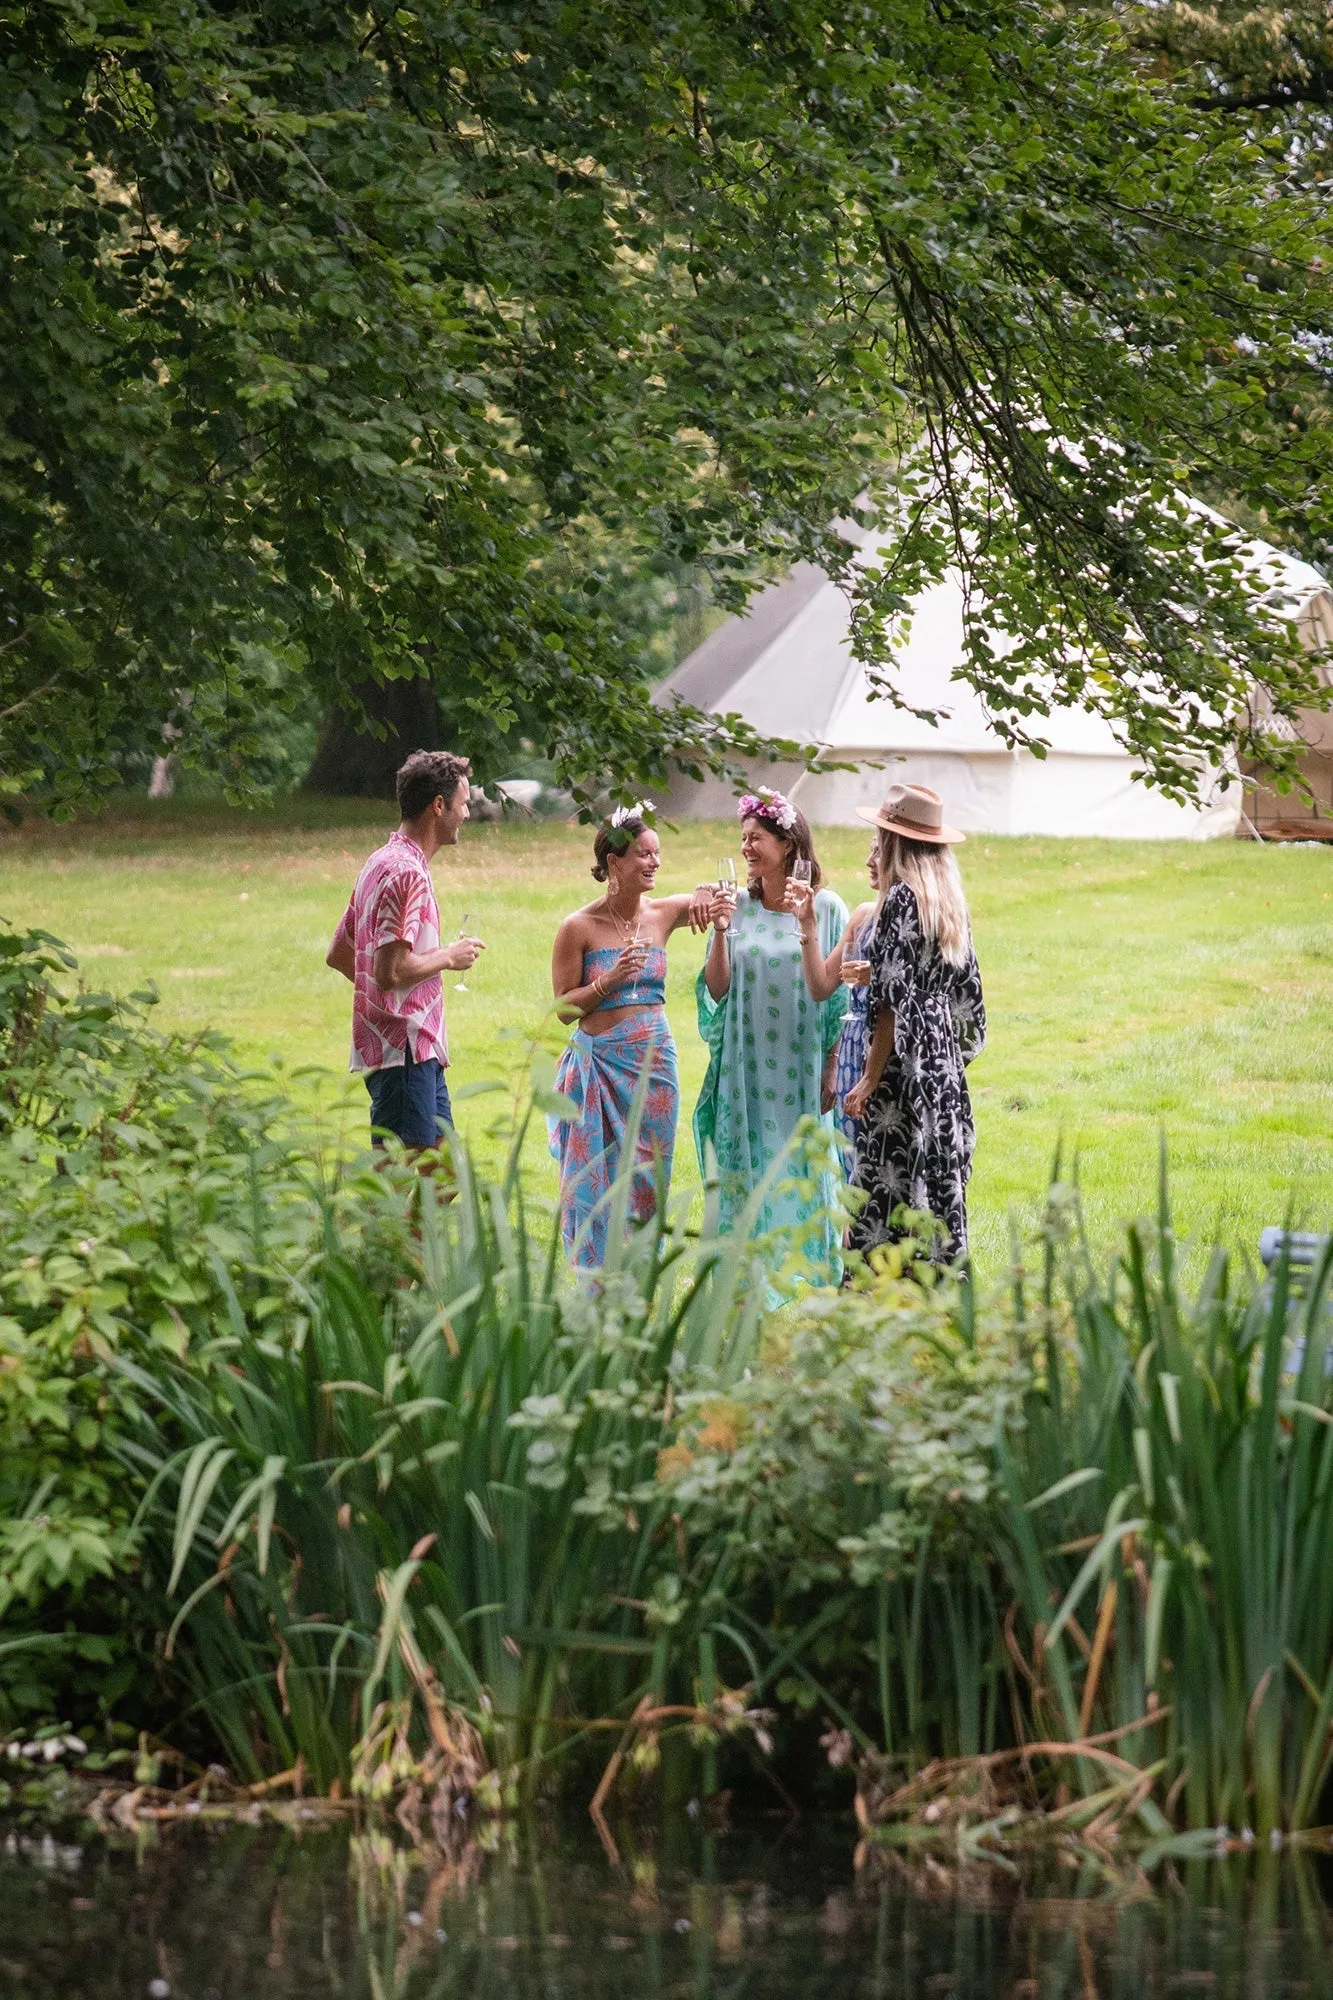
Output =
[{"x1": 548, "y1": 810, "x2": 709, "y2": 1268}]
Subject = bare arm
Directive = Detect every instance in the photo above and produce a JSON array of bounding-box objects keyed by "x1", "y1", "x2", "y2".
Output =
[
  {"x1": 786, "y1": 883, "x2": 844, "y2": 1002},
  {"x1": 703, "y1": 893, "x2": 734, "y2": 1000},
  {"x1": 374, "y1": 935, "x2": 481, "y2": 992},
  {"x1": 552, "y1": 921, "x2": 646, "y2": 1023},
  {"x1": 844, "y1": 1010, "x2": 895, "y2": 1123},
  {"x1": 786, "y1": 884, "x2": 846, "y2": 1002},
  {"x1": 326, "y1": 923, "x2": 356, "y2": 983},
  {"x1": 820, "y1": 1045, "x2": 839, "y2": 1115},
  {"x1": 863, "y1": 1009, "x2": 896, "y2": 1094},
  {"x1": 552, "y1": 921, "x2": 609, "y2": 1023},
  {"x1": 840, "y1": 903, "x2": 876, "y2": 989},
  {"x1": 653, "y1": 887, "x2": 717, "y2": 936}
]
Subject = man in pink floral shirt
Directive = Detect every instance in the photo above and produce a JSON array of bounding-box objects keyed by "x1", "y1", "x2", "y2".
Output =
[{"x1": 326, "y1": 750, "x2": 483, "y2": 1148}]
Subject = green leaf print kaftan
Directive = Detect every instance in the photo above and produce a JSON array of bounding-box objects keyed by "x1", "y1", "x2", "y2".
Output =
[{"x1": 693, "y1": 888, "x2": 849, "y2": 1294}]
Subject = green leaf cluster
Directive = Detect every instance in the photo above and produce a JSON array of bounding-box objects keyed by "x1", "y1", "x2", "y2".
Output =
[
  {"x1": 0, "y1": 921, "x2": 418, "y2": 1722},
  {"x1": 652, "y1": 1269, "x2": 1024, "y2": 1598},
  {"x1": 3, "y1": 1, "x2": 1332, "y2": 808}
]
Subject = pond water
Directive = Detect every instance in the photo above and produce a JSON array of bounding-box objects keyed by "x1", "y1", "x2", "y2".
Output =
[{"x1": 2, "y1": 1818, "x2": 1332, "y2": 2000}]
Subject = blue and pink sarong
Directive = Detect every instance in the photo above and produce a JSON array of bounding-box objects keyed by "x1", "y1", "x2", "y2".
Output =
[{"x1": 547, "y1": 947, "x2": 679, "y2": 1269}]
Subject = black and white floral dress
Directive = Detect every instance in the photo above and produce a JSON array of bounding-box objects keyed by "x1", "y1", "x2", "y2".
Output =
[{"x1": 848, "y1": 882, "x2": 986, "y2": 1261}]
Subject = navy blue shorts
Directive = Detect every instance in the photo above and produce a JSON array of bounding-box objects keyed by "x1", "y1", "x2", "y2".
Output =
[{"x1": 365, "y1": 1051, "x2": 453, "y2": 1149}]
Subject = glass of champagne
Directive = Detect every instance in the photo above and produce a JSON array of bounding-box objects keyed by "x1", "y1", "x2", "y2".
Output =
[
  {"x1": 716, "y1": 855, "x2": 737, "y2": 926},
  {"x1": 789, "y1": 855, "x2": 812, "y2": 930},
  {"x1": 454, "y1": 913, "x2": 479, "y2": 992}
]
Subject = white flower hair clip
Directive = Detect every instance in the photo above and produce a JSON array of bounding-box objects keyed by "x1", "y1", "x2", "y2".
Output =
[{"x1": 604, "y1": 800, "x2": 653, "y2": 852}]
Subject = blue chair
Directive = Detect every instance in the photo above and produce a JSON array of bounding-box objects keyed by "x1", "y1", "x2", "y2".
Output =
[
  {"x1": 1258, "y1": 1230, "x2": 1333, "y2": 1377},
  {"x1": 1258, "y1": 1228, "x2": 1329, "y2": 1271}
]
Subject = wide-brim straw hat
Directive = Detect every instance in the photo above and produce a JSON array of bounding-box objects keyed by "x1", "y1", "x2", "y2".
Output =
[{"x1": 855, "y1": 783, "x2": 965, "y2": 845}]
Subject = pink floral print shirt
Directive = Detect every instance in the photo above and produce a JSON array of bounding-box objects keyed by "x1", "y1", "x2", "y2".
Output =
[{"x1": 335, "y1": 831, "x2": 447, "y2": 1072}]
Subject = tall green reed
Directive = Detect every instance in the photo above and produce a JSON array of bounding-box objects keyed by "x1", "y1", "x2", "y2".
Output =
[
  {"x1": 655, "y1": 1166, "x2": 1333, "y2": 1837},
  {"x1": 119, "y1": 1110, "x2": 774, "y2": 1791},
  {"x1": 116, "y1": 1107, "x2": 1333, "y2": 1834},
  {"x1": 991, "y1": 1167, "x2": 1333, "y2": 1835}
]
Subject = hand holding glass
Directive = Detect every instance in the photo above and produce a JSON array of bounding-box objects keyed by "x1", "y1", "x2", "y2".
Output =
[
  {"x1": 599, "y1": 932, "x2": 648, "y2": 999},
  {"x1": 454, "y1": 914, "x2": 482, "y2": 992},
  {"x1": 786, "y1": 856, "x2": 813, "y2": 923}
]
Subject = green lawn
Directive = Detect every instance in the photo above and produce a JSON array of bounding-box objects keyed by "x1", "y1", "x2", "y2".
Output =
[{"x1": 3, "y1": 798, "x2": 1331, "y2": 1269}]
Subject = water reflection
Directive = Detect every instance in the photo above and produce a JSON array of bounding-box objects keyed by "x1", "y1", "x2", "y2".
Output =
[{"x1": 2, "y1": 1819, "x2": 1332, "y2": 1999}]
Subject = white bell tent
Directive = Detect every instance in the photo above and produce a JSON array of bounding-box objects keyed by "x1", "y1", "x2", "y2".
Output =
[{"x1": 654, "y1": 535, "x2": 1333, "y2": 838}]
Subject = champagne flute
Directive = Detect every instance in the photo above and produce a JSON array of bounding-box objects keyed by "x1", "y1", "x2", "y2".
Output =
[
  {"x1": 454, "y1": 913, "x2": 479, "y2": 992},
  {"x1": 843, "y1": 913, "x2": 871, "y2": 986},
  {"x1": 789, "y1": 855, "x2": 812, "y2": 930},
  {"x1": 613, "y1": 913, "x2": 645, "y2": 993},
  {"x1": 715, "y1": 855, "x2": 738, "y2": 927}
]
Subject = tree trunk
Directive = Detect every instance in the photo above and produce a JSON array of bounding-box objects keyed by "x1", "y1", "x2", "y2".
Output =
[{"x1": 302, "y1": 679, "x2": 442, "y2": 797}]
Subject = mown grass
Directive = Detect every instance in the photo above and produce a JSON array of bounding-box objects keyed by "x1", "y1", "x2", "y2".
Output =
[{"x1": 2, "y1": 798, "x2": 1330, "y2": 1268}]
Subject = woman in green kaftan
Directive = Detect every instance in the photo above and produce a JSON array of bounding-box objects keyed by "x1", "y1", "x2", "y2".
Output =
[{"x1": 694, "y1": 790, "x2": 848, "y2": 1293}]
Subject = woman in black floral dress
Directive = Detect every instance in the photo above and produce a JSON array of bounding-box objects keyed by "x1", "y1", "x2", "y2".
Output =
[{"x1": 843, "y1": 785, "x2": 985, "y2": 1261}]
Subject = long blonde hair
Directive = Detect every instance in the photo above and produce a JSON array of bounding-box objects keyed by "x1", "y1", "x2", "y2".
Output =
[{"x1": 875, "y1": 830, "x2": 971, "y2": 968}]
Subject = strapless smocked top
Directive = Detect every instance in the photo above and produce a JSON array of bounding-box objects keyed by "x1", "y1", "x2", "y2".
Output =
[{"x1": 582, "y1": 944, "x2": 667, "y2": 1010}]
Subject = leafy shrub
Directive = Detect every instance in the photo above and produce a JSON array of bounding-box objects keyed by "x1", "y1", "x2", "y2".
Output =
[
  {"x1": 644, "y1": 1255, "x2": 1026, "y2": 1763},
  {"x1": 656, "y1": 1261, "x2": 1020, "y2": 1594},
  {"x1": 0, "y1": 924, "x2": 410, "y2": 1723}
]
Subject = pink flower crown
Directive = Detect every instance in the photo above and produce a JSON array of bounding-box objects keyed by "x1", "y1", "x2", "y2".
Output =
[{"x1": 737, "y1": 787, "x2": 797, "y2": 833}]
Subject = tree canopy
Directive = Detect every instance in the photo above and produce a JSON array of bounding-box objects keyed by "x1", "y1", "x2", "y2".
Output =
[
  {"x1": 3, "y1": 0, "x2": 1332, "y2": 809},
  {"x1": 1130, "y1": 3, "x2": 1333, "y2": 118}
]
